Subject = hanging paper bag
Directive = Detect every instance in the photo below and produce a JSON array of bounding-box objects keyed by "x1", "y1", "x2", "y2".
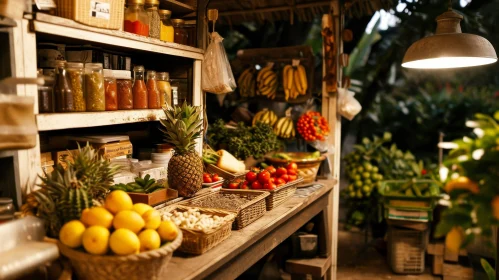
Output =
[
  {"x1": 338, "y1": 88, "x2": 362, "y2": 121},
  {"x1": 202, "y1": 32, "x2": 237, "y2": 94}
]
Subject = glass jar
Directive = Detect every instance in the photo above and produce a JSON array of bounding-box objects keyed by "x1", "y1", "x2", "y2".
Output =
[
  {"x1": 159, "y1": 10, "x2": 174, "y2": 43},
  {"x1": 85, "y1": 63, "x2": 105, "y2": 111},
  {"x1": 146, "y1": 70, "x2": 161, "y2": 109},
  {"x1": 145, "y1": 0, "x2": 160, "y2": 39},
  {"x1": 66, "y1": 62, "x2": 85, "y2": 112},
  {"x1": 54, "y1": 60, "x2": 74, "y2": 112},
  {"x1": 124, "y1": 0, "x2": 150, "y2": 37},
  {"x1": 133, "y1": 65, "x2": 148, "y2": 109},
  {"x1": 172, "y1": 19, "x2": 188, "y2": 45},
  {"x1": 115, "y1": 70, "x2": 134, "y2": 110},
  {"x1": 157, "y1": 72, "x2": 172, "y2": 107},
  {"x1": 104, "y1": 69, "x2": 118, "y2": 111},
  {"x1": 37, "y1": 69, "x2": 53, "y2": 113}
]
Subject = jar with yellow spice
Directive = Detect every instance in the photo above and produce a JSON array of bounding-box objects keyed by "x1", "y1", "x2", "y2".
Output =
[
  {"x1": 85, "y1": 63, "x2": 105, "y2": 111},
  {"x1": 157, "y1": 72, "x2": 171, "y2": 107},
  {"x1": 66, "y1": 62, "x2": 85, "y2": 112},
  {"x1": 159, "y1": 10, "x2": 174, "y2": 43}
]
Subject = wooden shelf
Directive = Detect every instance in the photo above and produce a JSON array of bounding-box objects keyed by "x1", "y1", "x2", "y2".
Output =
[
  {"x1": 37, "y1": 110, "x2": 165, "y2": 131},
  {"x1": 161, "y1": 0, "x2": 196, "y2": 16},
  {"x1": 32, "y1": 13, "x2": 203, "y2": 60}
]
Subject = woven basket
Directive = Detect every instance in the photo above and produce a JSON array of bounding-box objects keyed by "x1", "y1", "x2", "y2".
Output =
[
  {"x1": 180, "y1": 189, "x2": 269, "y2": 230},
  {"x1": 265, "y1": 153, "x2": 326, "y2": 187},
  {"x1": 56, "y1": 0, "x2": 125, "y2": 30},
  {"x1": 58, "y1": 229, "x2": 182, "y2": 280},
  {"x1": 206, "y1": 164, "x2": 246, "y2": 187},
  {"x1": 159, "y1": 205, "x2": 235, "y2": 255},
  {"x1": 264, "y1": 177, "x2": 304, "y2": 210}
]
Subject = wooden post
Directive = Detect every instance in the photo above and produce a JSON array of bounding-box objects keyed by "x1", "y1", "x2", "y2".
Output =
[{"x1": 196, "y1": 0, "x2": 210, "y2": 50}]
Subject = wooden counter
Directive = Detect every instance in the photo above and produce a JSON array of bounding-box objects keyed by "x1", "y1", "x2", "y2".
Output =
[{"x1": 164, "y1": 179, "x2": 336, "y2": 280}]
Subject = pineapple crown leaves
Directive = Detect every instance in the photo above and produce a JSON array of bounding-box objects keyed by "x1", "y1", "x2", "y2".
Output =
[{"x1": 160, "y1": 102, "x2": 203, "y2": 155}]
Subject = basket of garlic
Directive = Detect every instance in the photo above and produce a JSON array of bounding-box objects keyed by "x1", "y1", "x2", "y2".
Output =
[{"x1": 160, "y1": 206, "x2": 236, "y2": 254}]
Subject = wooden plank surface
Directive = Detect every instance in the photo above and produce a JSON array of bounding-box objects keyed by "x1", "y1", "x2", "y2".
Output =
[
  {"x1": 32, "y1": 13, "x2": 204, "y2": 60},
  {"x1": 164, "y1": 180, "x2": 336, "y2": 280},
  {"x1": 286, "y1": 256, "x2": 332, "y2": 277},
  {"x1": 443, "y1": 263, "x2": 473, "y2": 279}
]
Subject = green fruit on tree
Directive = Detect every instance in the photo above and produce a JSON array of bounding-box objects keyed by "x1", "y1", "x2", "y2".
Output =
[
  {"x1": 356, "y1": 190, "x2": 363, "y2": 199},
  {"x1": 372, "y1": 166, "x2": 379, "y2": 173},
  {"x1": 348, "y1": 184, "x2": 354, "y2": 192},
  {"x1": 363, "y1": 163, "x2": 373, "y2": 171},
  {"x1": 363, "y1": 186, "x2": 371, "y2": 193},
  {"x1": 349, "y1": 191, "x2": 356, "y2": 198},
  {"x1": 355, "y1": 181, "x2": 363, "y2": 188},
  {"x1": 362, "y1": 172, "x2": 370, "y2": 179},
  {"x1": 357, "y1": 166, "x2": 364, "y2": 173},
  {"x1": 354, "y1": 155, "x2": 360, "y2": 161},
  {"x1": 364, "y1": 179, "x2": 372, "y2": 185},
  {"x1": 354, "y1": 175, "x2": 361, "y2": 181}
]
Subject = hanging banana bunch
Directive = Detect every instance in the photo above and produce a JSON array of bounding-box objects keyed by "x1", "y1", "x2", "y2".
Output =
[
  {"x1": 283, "y1": 63, "x2": 308, "y2": 100},
  {"x1": 274, "y1": 108, "x2": 296, "y2": 139},
  {"x1": 252, "y1": 108, "x2": 278, "y2": 126},
  {"x1": 237, "y1": 67, "x2": 256, "y2": 97},
  {"x1": 256, "y1": 64, "x2": 278, "y2": 99}
]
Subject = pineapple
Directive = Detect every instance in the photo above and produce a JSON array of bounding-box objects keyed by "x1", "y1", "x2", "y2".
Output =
[{"x1": 160, "y1": 102, "x2": 203, "y2": 197}]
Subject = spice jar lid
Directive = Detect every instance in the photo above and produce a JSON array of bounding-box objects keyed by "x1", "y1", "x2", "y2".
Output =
[
  {"x1": 112, "y1": 70, "x2": 132, "y2": 80},
  {"x1": 133, "y1": 65, "x2": 145, "y2": 72},
  {"x1": 158, "y1": 9, "x2": 171, "y2": 15},
  {"x1": 146, "y1": 70, "x2": 157, "y2": 78},
  {"x1": 85, "y1": 62, "x2": 103, "y2": 69},
  {"x1": 127, "y1": 0, "x2": 145, "y2": 4},
  {"x1": 103, "y1": 69, "x2": 114, "y2": 78},
  {"x1": 66, "y1": 62, "x2": 84, "y2": 68},
  {"x1": 171, "y1": 19, "x2": 185, "y2": 25},
  {"x1": 0, "y1": 198, "x2": 12, "y2": 205},
  {"x1": 157, "y1": 72, "x2": 169, "y2": 80}
]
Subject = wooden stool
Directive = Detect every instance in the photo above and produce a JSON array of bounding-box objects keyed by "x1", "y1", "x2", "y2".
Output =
[{"x1": 286, "y1": 256, "x2": 331, "y2": 280}]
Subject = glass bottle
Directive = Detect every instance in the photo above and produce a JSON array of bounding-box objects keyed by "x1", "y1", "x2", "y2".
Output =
[
  {"x1": 124, "y1": 0, "x2": 150, "y2": 37},
  {"x1": 172, "y1": 19, "x2": 188, "y2": 45},
  {"x1": 144, "y1": 0, "x2": 160, "y2": 39},
  {"x1": 133, "y1": 65, "x2": 148, "y2": 109},
  {"x1": 146, "y1": 70, "x2": 161, "y2": 109},
  {"x1": 116, "y1": 70, "x2": 134, "y2": 110},
  {"x1": 66, "y1": 62, "x2": 85, "y2": 112},
  {"x1": 159, "y1": 10, "x2": 174, "y2": 43},
  {"x1": 85, "y1": 63, "x2": 105, "y2": 111},
  {"x1": 157, "y1": 72, "x2": 171, "y2": 107},
  {"x1": 37, "y1": 69, "x2": 53, "y2": 113},
  {"x1": 54, "y1": 60, "x2": 74, "y2": 112},
  {"x1": 104, "y1": 69, "x2": 118, "y2": 111}
]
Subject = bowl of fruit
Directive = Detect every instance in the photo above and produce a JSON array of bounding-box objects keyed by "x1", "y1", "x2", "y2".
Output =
[{"x1": 266, "y1": 152, "x2": 326, "y2": 186}]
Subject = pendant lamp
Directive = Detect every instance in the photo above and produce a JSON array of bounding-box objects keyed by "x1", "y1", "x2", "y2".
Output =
[{"x1": 402, "y1": 5, "x2": 497, "y2": 69}]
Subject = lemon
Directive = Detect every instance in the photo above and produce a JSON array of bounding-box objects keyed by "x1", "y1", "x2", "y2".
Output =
[
  {"x1": 132, "y1": 203, "x2": 153, "y2": 216},
  {"x1": 157, "y1": 220, "x2": 178, "y2": 242},
  {"x1": 59, "y1": 220, "x2": 86, "y2": 248},
  {"x1": 445, "y1": 226, "x2": 464, "y2": 254},
  {"x1": 80, "y1": 207, "x2": 114, "y2": 229},
  {"x1": 104, "y1": 190, "x2": 133, "y2": 214},
  {"x1": 138, "y1": 229, "x2": 161, "y2": 252},
  {"x1": 82, "y1": 226, "x2": 110, "y2": 255},
  {"x1": 142, "y1": 209, "x2": 161, "y2": 230},
  {"x1": 113, "y1": 210, "x2": 145, "y2": 234},
  {"x1": 110, "y1": 228, "x2": 140, "y2": 255}
]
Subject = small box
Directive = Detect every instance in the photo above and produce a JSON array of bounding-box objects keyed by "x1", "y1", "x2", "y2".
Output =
[{"x1": 128, "y1": 188, "x2": 178, "y2": 206}]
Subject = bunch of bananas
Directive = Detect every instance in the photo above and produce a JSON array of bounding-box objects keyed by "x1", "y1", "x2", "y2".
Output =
[
  {"x1": 237, "y1": 67, "x2": 256, "y2": 97},
  {"x1": 252, "y1": 108, "x2": 278, "y2": 126},
  {"x1": 283, "y1": 64, "x2": 308, "y2": 101},
  {"x1": 256, "y1": 65, "x2": 278, "y2": 99},
  {"x1": 274, "y1": 116, "x2": 296, "y2": 139}
]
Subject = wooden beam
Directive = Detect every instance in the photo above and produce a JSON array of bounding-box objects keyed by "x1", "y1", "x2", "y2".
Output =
[{"x1": 217, "y1": 1, "x2": 331, "y2": 17}]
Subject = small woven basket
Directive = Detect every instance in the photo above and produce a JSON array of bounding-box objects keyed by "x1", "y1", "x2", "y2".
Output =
[
  {"x1": 265, "y1": 153, "x2": 326, "y2": 187},
  {"x1": 58, "y1": 229, "x2": 182, "y2": 280},
  {"x1": 180, "y1": 189, "x2": 269, "y2": 229},
  {"x1": 56, "y1": 0, "x2": 125, "y2": 30},
  {"x1": 264, "y1": 177, "x2": 304, "y2": 210},
  {"x1": 160, "y1": 205, "x2": 236, "y2": 255},
  {"x1": 206, "y1": 164, "x2": 246, "y2": 187}
]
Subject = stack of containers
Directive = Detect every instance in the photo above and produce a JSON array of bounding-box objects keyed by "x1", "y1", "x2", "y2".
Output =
[{"x1": 151, "y1": 144, "x2": 173, "y2": 177}]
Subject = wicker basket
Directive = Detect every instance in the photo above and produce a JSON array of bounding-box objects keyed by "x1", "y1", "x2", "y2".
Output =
[
  {"x1": 264, "y1": 177, "x2": 304, "y2": 210},
  {"x1": 387, "y1": 226, "x2": 428, "y2": 274},
  {"x1": 58, "y1": 229, "x2": 182, "y2": 280},
  {"x1": 206, "y1": 164, "x2": 246, "y2": 187},
  {"x1": 159, "y1": 205, "x2": 236, "y2": 255},
  {"x1": 180, "y1": 189, "x2": 269, "y2": 230},
  {"x1": 265, "y1": 153, "x2": 326, "y2": 187},
  {"x1": 56, "y1": 0, "x2": 125, "y2": 30}
]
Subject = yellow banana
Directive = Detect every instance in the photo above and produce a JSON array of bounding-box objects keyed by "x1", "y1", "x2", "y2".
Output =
[
  {"x1": 293, "y1": 68, "x2": 304, "y2": 94},
  {"x1": 297, "y1": 65, "x2": 308, "y2": 94},
  {"x1": 286, "y1": 66, "x2": 294, "y2": 90},
  {"x1": 257, "y1": 66, "x2": 272, "y2": 84}
]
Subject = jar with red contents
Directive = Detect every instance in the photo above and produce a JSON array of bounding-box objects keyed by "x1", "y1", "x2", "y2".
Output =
[
  {"x1": 124, "y1": 0, "x2": 150, "y2": 37},
  {"x1": 103, "y1": 69, "x2": 118, "y2": 111},
  {"x1": 132, "y1": 65, "x2": 148, "y2": 109},
  {"x1": 115, "y1": 70, "x2": 133, "y2": 110}
]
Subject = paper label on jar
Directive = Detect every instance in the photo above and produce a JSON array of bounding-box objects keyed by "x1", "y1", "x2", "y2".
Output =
[{"x1": 90, "y1": 1, "x2": 111, "y2": 20}]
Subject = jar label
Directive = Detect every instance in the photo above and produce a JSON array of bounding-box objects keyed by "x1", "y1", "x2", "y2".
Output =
[{"x1": 90, "y1": 1, "x2": 111, "y2": 20}]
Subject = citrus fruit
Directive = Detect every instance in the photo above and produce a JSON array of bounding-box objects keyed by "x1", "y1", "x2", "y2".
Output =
[
  {"x1": 142, "y1": 209, "x2": 161, "y2": 230},
  {"x1": 157, "y1": 220, "x2": 178, "y2": 242},
  {"x1": 59, "y1": 220, "x2": 86, "y2": 248},
  {"x1": 113, "y1": 210, "x2": 145, "y2": 234},
  {"x1": 82, "y1": 226, "x2": 110, "y2": 255},
  {"x1": 80, "y1": 207, "x2": 114, "y2": 229},
  {"x1": 132, "y1": 203, "x2": 153, "y2": 216},
  {"x1": 110, "y1": 228, "x2": 140, "y2": 255},
  {"x1": 104, "y1": 190, "x2": 133, "y2": 214},
  {"x1": 138, "y1": 229, "x2": 161, "y2": 252},
  {"x1": 445, "y1": 226, "x2": 464, "y2": 254}
]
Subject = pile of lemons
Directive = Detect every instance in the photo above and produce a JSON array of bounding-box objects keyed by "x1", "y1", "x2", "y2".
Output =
[{"x1": 59, "y1": 190, "x2": 178, "y2": 255}]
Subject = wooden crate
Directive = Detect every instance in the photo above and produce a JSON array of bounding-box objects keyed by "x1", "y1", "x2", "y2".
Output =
[{"x1": 427, "y1": 242, "x2": 472, "y2": 279}]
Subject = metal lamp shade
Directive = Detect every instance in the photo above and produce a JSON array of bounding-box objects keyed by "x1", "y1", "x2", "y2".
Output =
[{"x1": 402, "y1": 10, "x2": 497, "y2": 69}]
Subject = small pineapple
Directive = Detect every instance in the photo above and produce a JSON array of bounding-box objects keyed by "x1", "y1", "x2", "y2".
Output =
[{"x1": 160, "y1": 102, "x2": 203, "y2": 197}]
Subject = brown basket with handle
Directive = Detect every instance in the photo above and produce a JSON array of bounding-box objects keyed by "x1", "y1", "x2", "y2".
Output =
[
  {"x1": 206, "y1": 164, "x2": 247, "y2": 187},
  {"x1": 159, "y1": 205, "x2": 235, "y2": 255},
  {"x1": 180, "y1": 189, "x2": 269, "y2": 230},
  {"x1": 264, "y1": 177, "x2": 304, "y2": 210},
  {"x1": 57, "y1": 228, "x2": 182, "y2": 280},
  {"x1": 265, "y1": 153, "x2": 326, "y2": 187}
]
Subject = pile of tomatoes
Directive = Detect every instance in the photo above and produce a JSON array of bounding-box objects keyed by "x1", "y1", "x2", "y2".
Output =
[
  {"x1": 203, "y1": 173, "x2": 222, "y2": 184},
  {"x1": 296, "y1": 111, "x2": 329, "y2": 142},
  {"x1": 227, "y1": 162, "x2": 298, "y2": 190}
]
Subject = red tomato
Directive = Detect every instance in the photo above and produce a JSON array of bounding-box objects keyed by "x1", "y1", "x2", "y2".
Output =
[
  {"x1": 251, "y1": 181, "x2": 262, "y2": 189},
  {"x1": 212, "y1": 174, "x2": 220, "y2": 182},
  {"x1": 280, "y1": 174, "x2": 290, "y2": 182},
  {"x1": 257, "y1": 171, "x2": 271, "y2": 184},
  {"x1": 287, "y1": 168, "x2": 297, "y2": 176},
  {"x1": 288, "y1": 175, "x2": 297, "y2": 181},
  {"x1": 246, "y1": 171, "x2": 257, "y2": 182},
  {"x1": 265, "y1": 166, "x2": 277, "y2": 176},
  {"x1": 276, "y1": 167, "x2": 287, "y2": 177},
  {"x1": 240, "y1": 183, "x2": 249, "y2": 190},
  {"x1": 265, "y1": 183, "x2": 276, "y2": 190},
  {"x1": 228, "y1": 182, "x2": 240, "y2": 189},
  {"x1": 276, "y1": 178, "x2": 285, "y2": 186},
  {"x1": 271, "y1": 177, "x2": 277, "y2": 184},
  {"x1": 286, "y1": 162, "x2": 298, "y2": 170},
  {"x1": 203, "y1": 173, "x2": 212, "y2": 183}
]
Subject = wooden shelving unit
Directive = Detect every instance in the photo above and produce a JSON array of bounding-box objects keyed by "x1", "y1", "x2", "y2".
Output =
[{"x1": 162, "y1": 0, "x2": 196, "y2": 16}]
